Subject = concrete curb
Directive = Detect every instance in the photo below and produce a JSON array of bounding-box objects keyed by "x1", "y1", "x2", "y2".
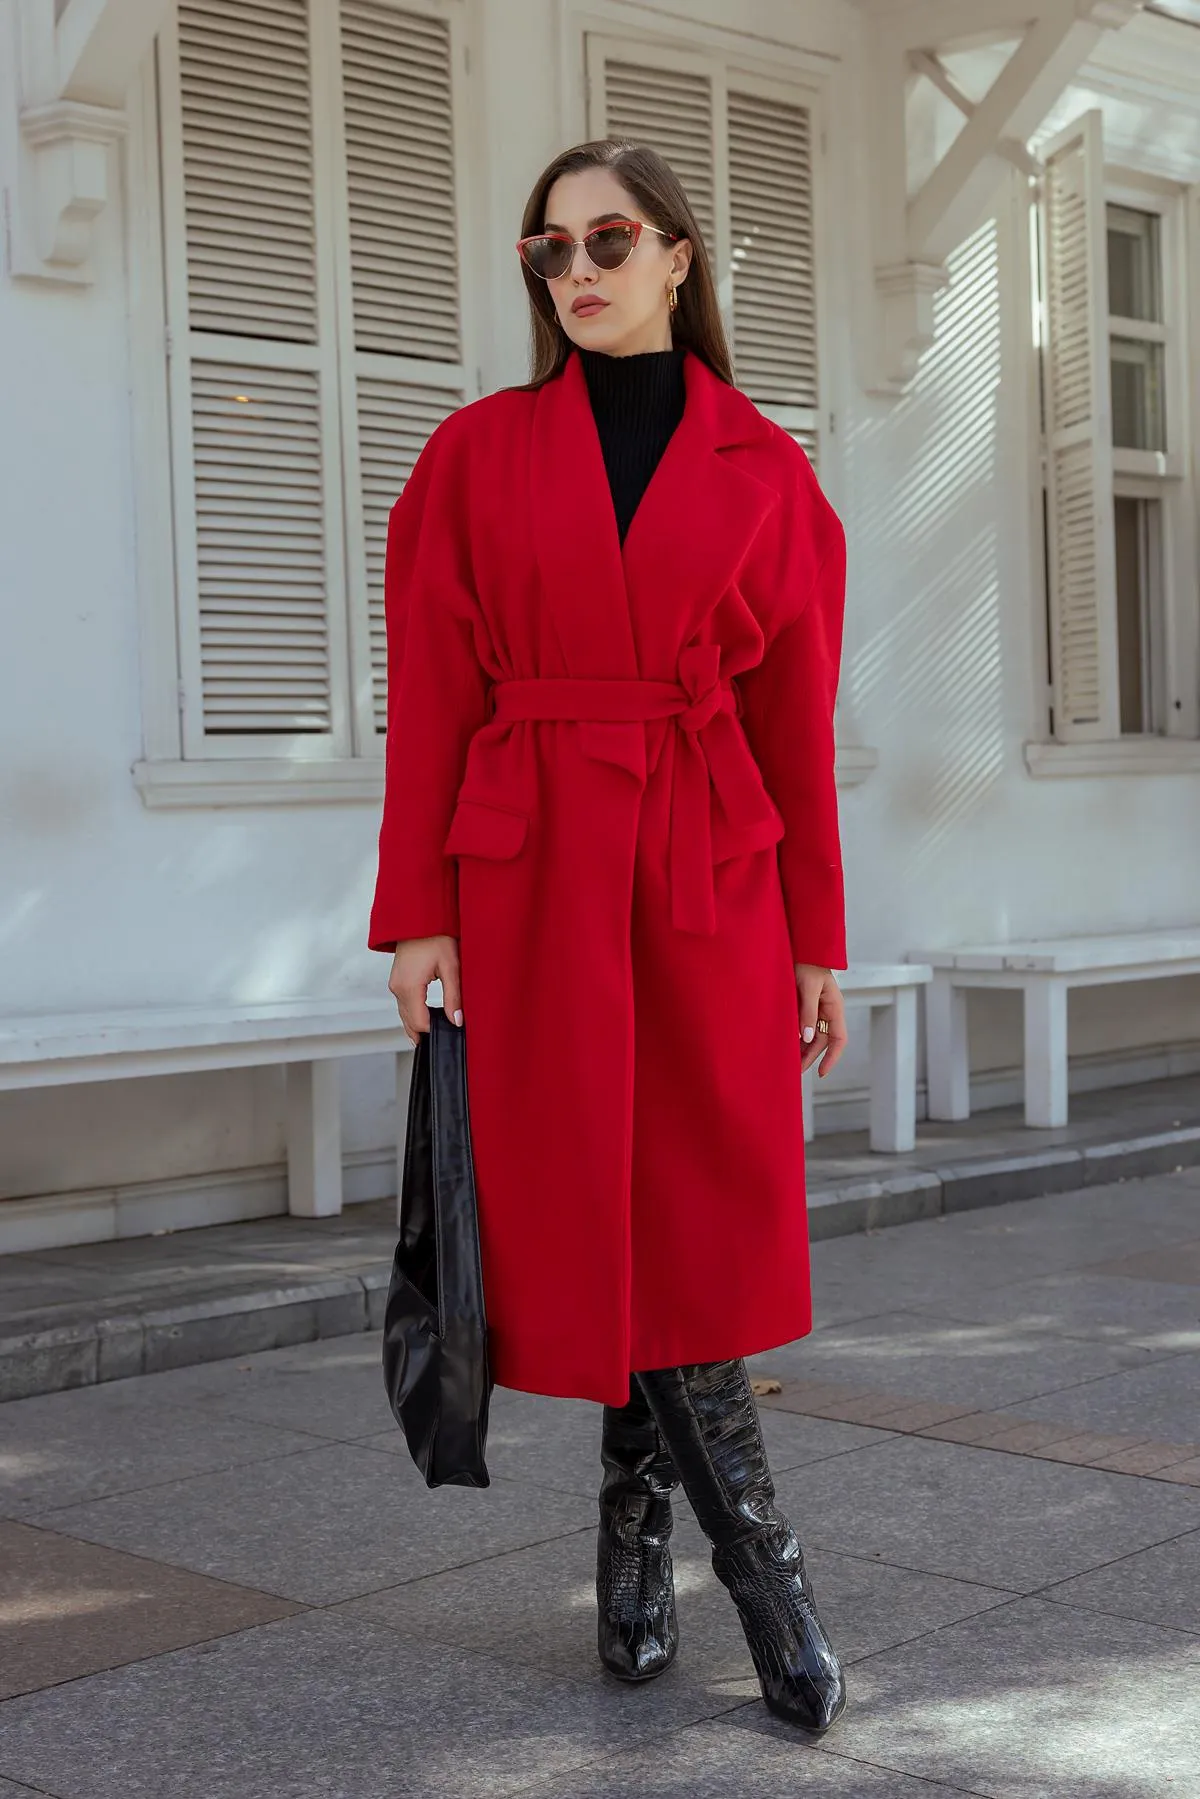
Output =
[
  {"x1": 802, "y1": 1124, "x2": 1200, "y2": 1241},
  {"x1": 4, "y1": 1126, "x2": 1199, "y2": 1404},
  {"x1": 0, "y1": 1273, "x2": 388, "y2": 1405}
]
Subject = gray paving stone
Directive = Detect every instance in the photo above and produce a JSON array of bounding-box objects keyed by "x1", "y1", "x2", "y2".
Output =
[
  {"x1": 740, "y1": 1409, "x2": 901, "y2": 1475},
  {"x1": 511, "y1": 1718, "x2": 976, "y2": 1798},
  {"x1": 1040, "y1": 1528, "x2": 1200, "y2": 1635},
  {"x1": 337, "y1": 1509, "x2": 1009, "y2": 1689},
  {"x1": 1089, "y1": 1237, "x2": 1200, "y2": 1286},
  {"x1": 0, "y1": 1517, "x2": 301, "y2": 1701},
  {"x1": 921, "y1": 1268, "x2": 1200, "y2": 1355},
  {"x1": 745, "y1": 1308, "x2": 1166, "y2": 1412},
  {"x1": 0, "y1": 1381, "x2": 326, "y2": 1517},
  {"x1": 33, "y1": 1440, "x2": 595, "y2": 1605},
  {"x1": 784, "y1": 1432, "x2": 1200, "y2": 1592},
  {"x1": 371, "y1": 1379, "x2": 607, "y2": 1494},
  {"x1": 993, "y1": 1350, "x2": 1200, "y2": 1442},
  {"x1": 182, "y1": 1335, "x2": 406, "y2": 1444},
  {"x1": 0, "y1": 1610, "x2": 735, "y2": 1799},
  {"x1": 804, "y1": 1183, "x2": 1200, "y2": 1330},
  {"x1": 994, "y1": 1176, "x2": 1200, "y2": 1258},
  {"x1": 4, "y1": 1161, "x2": 1197, "y2": 1796},
  {"x1": 357, "y1": 1377, "x2": 898, "y2": 1502},
  {"x1": 732, "y1": 1596, "x2": 1200, "y2": 1798}
]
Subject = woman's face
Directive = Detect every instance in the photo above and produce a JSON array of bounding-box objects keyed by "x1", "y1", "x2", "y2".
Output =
[{"x1": 537, "y1": 167, "x2": 692, "y2": 357}]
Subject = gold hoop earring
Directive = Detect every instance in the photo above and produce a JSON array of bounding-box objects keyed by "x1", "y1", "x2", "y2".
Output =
[{"x1": 667, "y1": 281, "x2": 678, "y2": 315}]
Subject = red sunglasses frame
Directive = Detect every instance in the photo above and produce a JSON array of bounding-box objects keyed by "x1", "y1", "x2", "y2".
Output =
[{"x1": 515, "y1": 218, "x2": 679, "y2": 280}]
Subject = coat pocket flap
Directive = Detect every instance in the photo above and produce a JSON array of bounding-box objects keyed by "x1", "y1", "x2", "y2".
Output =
[{"x1": 444, "y1": 797, "x2": 529, "y2": 860}]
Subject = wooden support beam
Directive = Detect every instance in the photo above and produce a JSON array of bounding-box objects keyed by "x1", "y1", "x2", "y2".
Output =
[
  {"x1": 864, "y1": 0, "x2": 1145, "y2": 395},
  {"x1": 910, "y1": 49, "x2": 1043, "y2": 176},
  {"x1": 908, "y1": 5, "x2": 1132, "y2": 263}
]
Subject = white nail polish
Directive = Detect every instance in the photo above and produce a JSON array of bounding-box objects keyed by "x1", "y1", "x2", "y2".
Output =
[
  {"x1": 802, "y1": 1026, "x2": 815, "y2": 1043},
  {"x1": 453, "y1": 1009, "x2": 463, "y2": 1026}
]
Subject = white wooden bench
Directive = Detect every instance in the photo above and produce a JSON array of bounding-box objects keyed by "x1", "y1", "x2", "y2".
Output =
[
  {"x1": 0, "y1": 999, "x2": 409, "y2": 1221},
  {"x1": 909, "y1": 930, "x2": 1200, "y2": 1128},
  {"x1": 802, "y1": 963, "x2": 932, "y2": 1152}
]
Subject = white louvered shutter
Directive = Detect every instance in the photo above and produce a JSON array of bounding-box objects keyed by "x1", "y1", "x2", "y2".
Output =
[
  {"x1": 1039, "y1": 110, "x2": 1120, "y2": 742},
  {"x1": 163, "y1": 0, "x2": 351, "y2": 755},
  {"x1": 598, "y1": 55, "x2": 716, "y2": 253},
  {"x1": 587, "y1": 37, "x2": 721, "y2": 329},
  {"x1": 333, "y1": 0, "x2": 469, "y2": 744},
  {"x1": 587, "y1": 39, "x2": 822, "y2": 472},
  {"x1": 727, "y1": 85, "x2": 820, "y2": 467}
]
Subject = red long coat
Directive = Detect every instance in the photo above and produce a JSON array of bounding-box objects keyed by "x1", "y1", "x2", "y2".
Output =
[{"x1": 369, "y1": 346, "x2": 847, "y2": 1408}]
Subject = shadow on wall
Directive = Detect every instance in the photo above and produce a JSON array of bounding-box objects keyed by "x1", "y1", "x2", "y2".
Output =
[{"x1": 846, "y1": 217, "x2": 1006, "y2": 879}]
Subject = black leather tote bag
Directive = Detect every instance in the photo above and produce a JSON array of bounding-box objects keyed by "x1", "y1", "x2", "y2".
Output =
[{"x1": 381, "y1": 1002, "x2": 492, "y2": 1488}]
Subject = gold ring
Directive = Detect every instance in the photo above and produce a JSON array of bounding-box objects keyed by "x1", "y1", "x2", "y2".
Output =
[{"x1": 815, "y1": 1018, "x2": 830, "y2": 1035}]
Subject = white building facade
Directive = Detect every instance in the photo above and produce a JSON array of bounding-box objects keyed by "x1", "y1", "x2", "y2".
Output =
[{"x1": 2, "y1": 0, "x2": 1198, "y2": 1252}]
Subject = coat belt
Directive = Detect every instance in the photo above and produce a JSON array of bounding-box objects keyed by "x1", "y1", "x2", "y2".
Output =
[{"x1": 487, "y1": 644, "x2": 777, "y2": 935}]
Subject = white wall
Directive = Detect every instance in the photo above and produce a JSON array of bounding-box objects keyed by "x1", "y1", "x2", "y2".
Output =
[
  {"x1": 0, "y1": 31, "x2": 402, "y2": 1218},
  {"x1": 2, "y1": 0, "x2": 1198, "y2": 1239},
  {"x1": 827, "y1": 12, "x2": 1200, "y2": 1080}
]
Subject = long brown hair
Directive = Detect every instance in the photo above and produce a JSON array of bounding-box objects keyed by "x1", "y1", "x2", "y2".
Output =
[{"x1": 509, "y1": 138, "x2": 734, "y2": 392}]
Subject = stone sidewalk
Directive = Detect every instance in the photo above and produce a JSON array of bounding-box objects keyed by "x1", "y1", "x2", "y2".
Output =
[
  {"x1": 3, "y1": 1069, "x2": 1199, "y2": 1402},
  {"x1": 1, "y1": 1164, "x2": 1198, "y2": 1796}
]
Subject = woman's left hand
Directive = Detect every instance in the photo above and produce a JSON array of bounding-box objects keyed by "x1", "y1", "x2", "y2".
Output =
[{"x1": 795, "y1": 964, "x2": 847, "y2": 1077}]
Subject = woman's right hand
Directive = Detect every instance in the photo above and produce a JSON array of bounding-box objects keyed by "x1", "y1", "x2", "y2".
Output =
[{"x1": 388, "y1": 936, "x2": 462, "y2": 1047}]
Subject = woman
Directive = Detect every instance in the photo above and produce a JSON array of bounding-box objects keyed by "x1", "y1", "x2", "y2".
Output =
[{"x1": 369, "y1": 138, "x2": 850, "y2": 1734}]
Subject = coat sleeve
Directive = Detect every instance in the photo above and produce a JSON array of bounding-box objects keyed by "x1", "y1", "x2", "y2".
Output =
[
  {"x1": 367, "y1": 420, "x2": 490, "y2": 954},
  {"x1": 736, "y1": 447, "x2": 848, "y2": 972}
]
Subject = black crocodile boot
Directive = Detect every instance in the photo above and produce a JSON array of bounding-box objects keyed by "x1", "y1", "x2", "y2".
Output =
[
  {"x1": 636, "y1": 1358, "x2": 846, "y2": 1732},
  {"x1": 596, "y1": 1371, "x2": 680, "y2": 1680}
]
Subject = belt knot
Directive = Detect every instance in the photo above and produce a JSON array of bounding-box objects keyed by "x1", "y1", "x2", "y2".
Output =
[{"x1": 676, "y1": 643, "x2": 724, "y2": 733}]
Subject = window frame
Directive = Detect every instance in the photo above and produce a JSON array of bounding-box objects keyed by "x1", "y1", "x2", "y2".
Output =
[
  {"x1": 1026, "y1": 152, "x2": 1200, "y2": 774},
  {"x1": 576, "y1": 19, "x2": 839, "y2": 507},
  {"x1": 129, "y1": 0, "x2": 480, "y2": 807}
]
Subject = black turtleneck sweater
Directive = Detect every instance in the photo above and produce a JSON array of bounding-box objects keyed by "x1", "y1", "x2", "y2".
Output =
[{"x1": 578, "y1": 345, "x2": 686, "y2": 546}]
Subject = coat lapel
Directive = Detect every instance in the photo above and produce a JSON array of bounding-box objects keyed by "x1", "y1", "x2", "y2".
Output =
[
  {"x1": 528, "y1": 347, "x2": 781, "y2": 781},
  {"x1": 621, "y1": 350, "x2": 780, "y2": 661},
  {"x1": 530, "y1": 347, "x2": 779, "y2": 666},
  {"x1": 530, "y1": 349, "x2": 638, "y2": 680}
]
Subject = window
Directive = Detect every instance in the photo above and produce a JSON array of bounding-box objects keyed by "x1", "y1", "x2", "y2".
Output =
[
  {"x1": 1034, "y1": 108, "x2": 1199, "y2": 752},
  {"x1": 155, "y1": 0, "x2": 474, "y2": 769},
  {"x1": 585, "y1": 34, "x2": 825, "y2": 470}
]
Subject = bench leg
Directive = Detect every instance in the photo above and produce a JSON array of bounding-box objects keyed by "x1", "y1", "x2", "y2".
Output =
[
  {"x1": 285, "y1": 1060, "x2": 344, "y2": 1217},
  {"x1": 1024, "y1": 980, "x2": 1069, "y2": 1127},
  {"x1": 870, "y1": 990, "x2": 917, "y2": 1153},
  {"x1": 926, "y1": 974, "x2": 970, "y2": 1120}
]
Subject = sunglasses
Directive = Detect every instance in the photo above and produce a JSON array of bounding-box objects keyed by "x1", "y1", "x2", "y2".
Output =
[{"x1": 516, "y1": 218, "x2": 679, "y2": 281}]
